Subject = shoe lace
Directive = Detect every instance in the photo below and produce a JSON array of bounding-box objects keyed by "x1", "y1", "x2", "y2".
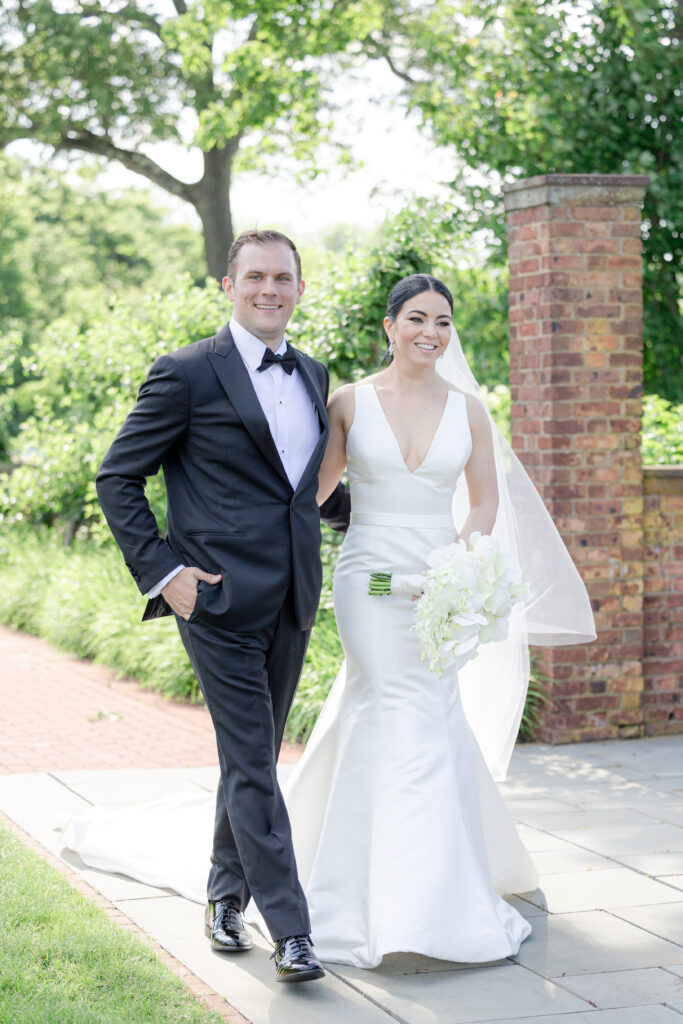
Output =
[
  {"x1": 216, "y1": 903, "x2": 241, "y2": 931},
  {"x1": 270, "y1": 934, "x2": 313, "y2": 960}
]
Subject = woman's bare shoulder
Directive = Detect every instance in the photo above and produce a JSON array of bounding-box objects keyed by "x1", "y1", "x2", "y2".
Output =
[
  {"x1": 327, "y1": 381, "x2": 362, "y2": 429},
  {"x1": 459, "y1": 391, "x2": 492, "y2": 439},
  {"x1": 328, "y1": 381, "x2": 359, "y2": 407}
]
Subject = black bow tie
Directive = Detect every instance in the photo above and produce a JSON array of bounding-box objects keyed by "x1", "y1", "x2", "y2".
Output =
[{"x1": 257, "y1": 346, "x2": 297, "y2": 376}]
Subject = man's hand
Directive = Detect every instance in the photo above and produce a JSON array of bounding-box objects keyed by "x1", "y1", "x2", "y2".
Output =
[{"x1": 162, "y1": 566, "x2": 222, "y2": 621}]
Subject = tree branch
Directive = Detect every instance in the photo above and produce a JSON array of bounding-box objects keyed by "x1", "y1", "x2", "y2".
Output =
[
  {"x1": 171, "y1": 0, "x2": 188, "y2": 14},
  {"x1": 382, "y1": 49, "x2": 417, "y2": 86},
  {"x1": 363, "y1": 34, "x2": 417, "y2": 85},
  {"x1": 55, "y1": 129, "x2": 200, "y2": 205}
]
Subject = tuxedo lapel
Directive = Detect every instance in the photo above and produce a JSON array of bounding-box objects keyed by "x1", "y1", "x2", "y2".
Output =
[
  {"x1": 292, "y1": 350, "x2": 329, "y2": 494},
  {"x1": 292, "y1": 351, "x2": 327, "y2": 428},
  {"x1": 207, "y1": 325, "x2": 292, "y2": 488}
]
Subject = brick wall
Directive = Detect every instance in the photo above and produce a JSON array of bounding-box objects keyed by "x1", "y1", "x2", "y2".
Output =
[
  {"x1": 503, "y1": 174, "x2": 652, "y2": 743},
  {"x1": 643, "y1": 467, "x2": 683, "y2": 734}
]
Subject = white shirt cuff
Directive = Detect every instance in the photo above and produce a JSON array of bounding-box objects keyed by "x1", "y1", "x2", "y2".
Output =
[{"x1": 147, "y1": 565, "x2": 185, "y2": 598}]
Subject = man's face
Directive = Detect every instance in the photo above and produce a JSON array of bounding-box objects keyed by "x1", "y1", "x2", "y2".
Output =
[{"x1": 222, "y1": 242, "x2": 305, "y2": 346}]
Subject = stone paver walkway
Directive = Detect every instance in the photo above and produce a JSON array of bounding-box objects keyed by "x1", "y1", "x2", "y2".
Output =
[{"x1": 1, "y1": 625, "x2": 683, "y2": 1023}]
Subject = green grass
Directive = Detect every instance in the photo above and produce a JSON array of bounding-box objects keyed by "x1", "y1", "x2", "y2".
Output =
[{"x1": 0, "y1": 824, "x2": 225, "y2": 1024}]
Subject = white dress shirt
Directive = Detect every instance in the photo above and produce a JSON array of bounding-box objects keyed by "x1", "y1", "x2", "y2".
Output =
[{"x1": 148, "y1": 318, "x2": 321, "y2": 597}]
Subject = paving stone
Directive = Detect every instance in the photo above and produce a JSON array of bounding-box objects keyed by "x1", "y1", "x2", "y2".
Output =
[
  {"x1": 327, "y1": 951, "x2": 516, "y2": 976},
  {"x1": 550, "y1": 823, "x2": 683, "y2": 856},
  {"x1": 330, "y1": 960, "x2": 586, "y2": 1023},
  {"x1": 511, "y1": 910, "x2": 683, "y2": 977},
  {"x1": 506, "y1": 896, "x2": 549, "y2": 919},
  {"x1": 116, "y1": 895, "x2": 393, "y2": 1024},
  {"x1": 555, "y1": 966, "x2": 683, "y2": 1008},
  {"x1": 519, "y1": 809, "x2": 659, "y2": 832},
  {"x1": 524, "y1": 868, "x2": 683, "y2": 914},
  {"x1": 608, "y1": 903, "x2": 683, "y2": 946},
  {"x1": 475, "y1": 1007, "x2": 682, "y2": 1024},
  {"x1": 54, "y1": 767, "x2": 212, "y2": 805},
  {"x1": 531, "y1": 849, "x2": 615, "y2": 875},
  {"x1": 639, "y1": 806, "x2": 683, "y2": 827},
  {"x1": 504, "y1": 797, "x2": 581, "y2": 817},
  {"x1": 0, "y1": 772, "x2": 89, "y2": 853},
  {"x1": 613, "y1": 852, "x2": 683, "y2": 876},
  {"x1": 515, "y1": 824, "x2": 577, "y2": 853}
]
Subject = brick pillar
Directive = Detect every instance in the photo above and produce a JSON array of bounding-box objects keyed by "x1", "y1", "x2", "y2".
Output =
[{"x1": 503, "y1": 173, "x2": 650, "y2": 743}]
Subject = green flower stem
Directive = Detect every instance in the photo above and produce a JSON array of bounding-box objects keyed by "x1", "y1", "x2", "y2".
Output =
[{"x1": 368, "y1": 572, "x2": 393, "y2": 596}]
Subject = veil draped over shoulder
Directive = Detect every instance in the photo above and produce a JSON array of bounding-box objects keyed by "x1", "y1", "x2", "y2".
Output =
[{"x1": 437, "y1": 327, "x2": 596, "y2": 778}]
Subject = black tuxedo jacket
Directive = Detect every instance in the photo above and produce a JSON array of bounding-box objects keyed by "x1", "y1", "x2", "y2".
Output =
[{"x1": 96, "y1": 324, "x2": 350, "y2": 632}]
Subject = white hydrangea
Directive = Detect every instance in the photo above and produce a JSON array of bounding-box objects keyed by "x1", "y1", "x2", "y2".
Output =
[{"x1": 413, "y1": 532, "x2": 529, "y2": 676}]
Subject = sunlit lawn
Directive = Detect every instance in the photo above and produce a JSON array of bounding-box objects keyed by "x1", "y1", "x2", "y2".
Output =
[{"x1": 0, "y1": 824, "x2": 225, "y2": 1024}]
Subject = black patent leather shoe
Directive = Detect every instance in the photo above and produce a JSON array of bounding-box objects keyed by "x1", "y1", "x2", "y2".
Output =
[
  {"x1": 271, "y1": 934, "x2": 325, "y2": 982},
  {"x1": 204, "y1": 900, "x2": 252, "y2": 952}
]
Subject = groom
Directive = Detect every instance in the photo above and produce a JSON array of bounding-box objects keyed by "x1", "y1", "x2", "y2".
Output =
[{"x1": 96, "y1": 229, "x2": 350, "y2": 983}]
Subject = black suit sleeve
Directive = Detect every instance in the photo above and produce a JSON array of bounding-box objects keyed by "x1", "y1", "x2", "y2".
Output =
[
  {"x1": 96, "y1": 354, "x2": 189, "y2": 594},
  {"x1": 320, "y1": 484, "x2": 351, "y2": 534}
]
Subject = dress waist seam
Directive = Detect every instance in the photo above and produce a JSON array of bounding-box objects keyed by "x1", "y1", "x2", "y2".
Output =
[{"x1": 350, "y1": 512, "x2": 454, "y2": 528}]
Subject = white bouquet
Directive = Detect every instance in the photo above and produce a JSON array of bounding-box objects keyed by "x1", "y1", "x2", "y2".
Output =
[{"x1": 368, "y1": 532, "x2": 529, "y2": 676}]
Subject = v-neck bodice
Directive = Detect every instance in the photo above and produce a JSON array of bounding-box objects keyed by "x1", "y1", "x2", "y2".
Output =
[{"x1": 346, "y1": 383, "x2": 472, "y2": 524}]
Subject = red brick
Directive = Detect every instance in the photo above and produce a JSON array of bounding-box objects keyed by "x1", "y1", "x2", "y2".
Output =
[{"x1": 576, "y1": 206, "x2": 620, "y2": 220}]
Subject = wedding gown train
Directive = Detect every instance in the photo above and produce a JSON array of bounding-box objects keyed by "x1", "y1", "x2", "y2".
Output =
[{"x1": 60, "y1": 383, "x2": 538, "y2": 968}]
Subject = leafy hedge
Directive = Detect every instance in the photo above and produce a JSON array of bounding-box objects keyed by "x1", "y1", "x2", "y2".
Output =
[
  {"x1": 642, "y1": 394, "x2": 683, "y2": 465},
  {"x1": 0, "y1": 526, "x2": 339, "y2": 742},
  {"x1": 0, "y1": 524, "x2": 552, "y2": 744}
]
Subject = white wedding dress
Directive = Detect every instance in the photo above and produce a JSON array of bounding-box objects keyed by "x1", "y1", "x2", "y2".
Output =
[
  {"x1": 61, "y1": 382, "x2": 537, "y2": 968},
  {"x1": 282, "y1": 384, "x2": 536, "y2": 966}
]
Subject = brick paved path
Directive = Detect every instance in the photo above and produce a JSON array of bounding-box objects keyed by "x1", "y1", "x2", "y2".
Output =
[{"x1": 0, "y1": 626, "x2": 302, "y2": 773}]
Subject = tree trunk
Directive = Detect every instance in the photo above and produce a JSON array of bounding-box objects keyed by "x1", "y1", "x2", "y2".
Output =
[{"x1": 197, "y1": 145, "x2": 237, "y2": 281}]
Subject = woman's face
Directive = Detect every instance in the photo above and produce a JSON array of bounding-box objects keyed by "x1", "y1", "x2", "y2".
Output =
[{"x1": 384, "y1": 289, "x2": 452, "y2": 367}]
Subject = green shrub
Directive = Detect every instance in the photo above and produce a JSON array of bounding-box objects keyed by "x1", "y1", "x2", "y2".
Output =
[
  {"x1": 0, "y1": 526, "x2": 340, "y2": 739},
  {"x1": 0, "y1": 278, "x2": 225, "y2": 534},
  {"x1": 642, "y1": 394, "x2": 683, "y2": 465}
]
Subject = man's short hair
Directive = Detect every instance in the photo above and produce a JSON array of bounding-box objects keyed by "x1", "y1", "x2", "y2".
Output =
[{"x1": 227, "y1": 230, "x2": 302, "y2": 282}]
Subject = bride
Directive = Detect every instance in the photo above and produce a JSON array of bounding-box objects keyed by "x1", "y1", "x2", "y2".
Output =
[{"x1": 62, "y1": 273, "x2": 595, "y2": 969}]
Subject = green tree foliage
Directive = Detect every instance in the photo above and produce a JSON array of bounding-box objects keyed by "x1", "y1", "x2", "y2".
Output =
[
  {"x1": 642, "y1": 393, "x2": 683, "y2": 463},
  {"x1": 0, "y1": 155, "x2": 206, "y2": 328},
  {"x1": 1, "y1": 278, "x2": 225, "y2": 535},
  {"x1": 0, "y1": 0, "x2": 381, "y2": 278},
  {"x1": 372, "y1": 0, "x2": 683, "y2": 399},
  {"x1": 294, "y1": 202, "x2": 510, "y2": 387},
  {"x1": 0, "y1": 155, "x2": 207, "y2": 460}
]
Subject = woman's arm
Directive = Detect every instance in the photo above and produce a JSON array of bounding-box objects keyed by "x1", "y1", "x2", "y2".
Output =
[
  {"x1": 317, "y1": 385, "x2": 354, "y2": 506},
  {"x1": 458, "y1": 394, "x2": 499, "y2": 543}
]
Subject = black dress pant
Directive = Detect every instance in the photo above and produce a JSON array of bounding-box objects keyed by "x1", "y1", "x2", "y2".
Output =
[{"x1": 176, "y1": 590, "x2": 311, "y2": 941}]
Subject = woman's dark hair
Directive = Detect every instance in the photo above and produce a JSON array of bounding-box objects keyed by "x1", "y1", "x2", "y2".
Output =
[{"x1": 386, "y1": 274, "x2": 454, "y2": 322}]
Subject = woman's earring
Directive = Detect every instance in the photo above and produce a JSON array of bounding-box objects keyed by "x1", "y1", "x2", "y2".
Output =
[{"x1": 388, "y1": 338, "x2": 395, "y2": 357}]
